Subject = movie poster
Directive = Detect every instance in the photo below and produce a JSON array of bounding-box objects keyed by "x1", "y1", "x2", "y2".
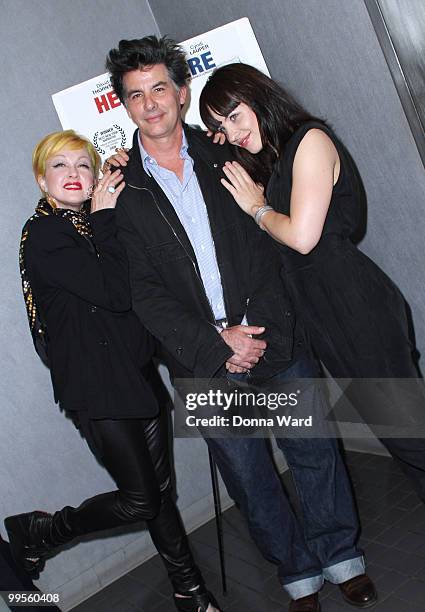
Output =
[{"x1": 52, "y1": 18, "x2": 269, "y2": 162}]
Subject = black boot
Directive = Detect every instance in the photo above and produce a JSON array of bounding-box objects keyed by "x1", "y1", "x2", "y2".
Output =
[
  {"x1": 173, "y1": 585, "x2": 220, "y2": 611},
  {"x1": 4, "y1": 509, "x2": 74, "y2": 579}
]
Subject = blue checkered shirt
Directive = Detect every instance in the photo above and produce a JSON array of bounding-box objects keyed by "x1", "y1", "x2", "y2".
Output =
[{"x1": 138, "y1": 132, "x2": 227, "y2": 321}]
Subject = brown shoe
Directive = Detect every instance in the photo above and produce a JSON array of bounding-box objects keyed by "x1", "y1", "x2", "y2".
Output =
[
  {"x1": 289, "y1": 592, "x2": 321, "y2": 612},
  {"x1": 339, "y1": 574, "x2": 377, "y2": 607}
]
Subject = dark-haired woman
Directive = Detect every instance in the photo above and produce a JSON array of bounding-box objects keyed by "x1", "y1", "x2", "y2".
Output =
[
  {"x1": 199, "y1": 63, "x2": 425, "y2": 502},
  {"x1": 5, "y1": 129, "x2": 219, "y2": 612}
]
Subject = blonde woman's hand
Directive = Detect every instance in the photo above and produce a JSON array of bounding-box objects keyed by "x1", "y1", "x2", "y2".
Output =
[
  {"x1": 101, "y1": 148, "x2": 130, "y2": 173},
  {"x1": 90, "y1": 169, "x2": 125, "y2": 213}
]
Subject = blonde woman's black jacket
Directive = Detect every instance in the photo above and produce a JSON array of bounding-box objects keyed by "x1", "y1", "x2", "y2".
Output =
[
  {"x1": 24, "y1": 209, "x2": 158, "y2": 418},
  {"x1": 115, "y1": 126, "x2": 297, "y2": 381}
]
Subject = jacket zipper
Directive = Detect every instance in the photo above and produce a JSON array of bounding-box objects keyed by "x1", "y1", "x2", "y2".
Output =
[
  {"x1": 128, "y1": 184, "x2": 218, "y2": 326},
  {"x1": 202, "y1": 187, "x2": 233, "y2": 325}
]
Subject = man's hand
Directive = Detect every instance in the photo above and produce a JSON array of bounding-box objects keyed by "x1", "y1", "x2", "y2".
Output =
[
  {"x1": 220, "y1": 325, "x2": 266, "y2": 370},
  {"x1": 225, "y1": 359, "x2": 249, "y2": 374}
]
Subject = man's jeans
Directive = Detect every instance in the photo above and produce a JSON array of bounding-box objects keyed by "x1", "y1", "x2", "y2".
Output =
[{"x1": 204, "y1": 356, "x2": 364, "y2": 599}]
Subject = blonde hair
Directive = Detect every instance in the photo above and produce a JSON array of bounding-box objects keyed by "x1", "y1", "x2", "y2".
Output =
[{"x1": 32, "y1": 130, "x2": 101, "y2": 190}]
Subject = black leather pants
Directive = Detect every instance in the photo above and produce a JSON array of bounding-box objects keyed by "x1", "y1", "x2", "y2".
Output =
[{"x1": 63, "y1": 408, "x2": 203, "y2": 593}]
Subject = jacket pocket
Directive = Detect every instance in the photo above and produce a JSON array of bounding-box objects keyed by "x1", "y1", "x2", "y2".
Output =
[{"x1": 145, "y1": 240, "x2": 188, "y2": 265}]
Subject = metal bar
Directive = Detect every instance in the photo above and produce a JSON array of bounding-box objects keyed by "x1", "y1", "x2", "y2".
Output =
[
  {"x1": 208, "y1": 449, "x2": 227, "y2": 595},
  {"x1": 364, "y1": 0, "x2": 425, "y2": 165}
]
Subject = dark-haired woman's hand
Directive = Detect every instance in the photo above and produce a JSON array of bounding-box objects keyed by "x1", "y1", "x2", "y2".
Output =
[
  {"x1": 207, "y1": 130, "x2": 227, "y2": 145},
  {"x1": 221, "y1": 161, "x2": 265, "y2": 216},
  {"x1": 91, "y1": 169, "x2": 125, "y2": 213}
]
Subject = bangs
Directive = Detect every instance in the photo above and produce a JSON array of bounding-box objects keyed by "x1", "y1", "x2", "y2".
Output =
[
  {"x1": 199, "y1": 81, "x2": 240, "y2": 131},
  {"x1": 33, "y1": 130, "x2": 101, "y2": 179}
]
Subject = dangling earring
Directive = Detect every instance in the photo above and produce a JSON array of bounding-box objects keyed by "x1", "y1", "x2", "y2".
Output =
[
  {"x1": 86, "y1": 184, "x2": 95, "y2": 199},
  {"x1": 39, "y1": 177, "x2": 57, "y2": 209},
  {"x1": 45, "y1": 192, "x2": 57, "y2": 209}
]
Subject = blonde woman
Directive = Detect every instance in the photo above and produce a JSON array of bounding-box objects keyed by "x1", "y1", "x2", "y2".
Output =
[{"x1": 5, "y1": 130, "x2": 219, "y2": 612}]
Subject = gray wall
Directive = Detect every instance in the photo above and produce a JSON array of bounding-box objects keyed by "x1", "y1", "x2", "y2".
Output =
[{"x1": 0, "y1": 2, "x2": 226, "y2": 609}]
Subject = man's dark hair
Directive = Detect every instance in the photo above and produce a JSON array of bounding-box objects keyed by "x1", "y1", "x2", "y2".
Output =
[
  {"x1": 200, "y1": 63, "x2": 324, "y2": 185},
  {"x1": 106, "y1": 35, "x2": 190, "y2": 103}
]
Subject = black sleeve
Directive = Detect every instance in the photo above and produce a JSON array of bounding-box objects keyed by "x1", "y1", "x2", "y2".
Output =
[
  {"x1": 26, "y1": 210, "x2": 131, "y2": 312},
  {"x1": 244, "y1": 214, "x2": 294, "y2": 358},
  {"x1": 116, "y1": 204, "x2": 233, "y2": 378}
]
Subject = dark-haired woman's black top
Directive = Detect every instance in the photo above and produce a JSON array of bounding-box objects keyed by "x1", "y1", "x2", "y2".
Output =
[
  {"x1": 266, "y1": 121, "x2": 416, "y2": 378},
  {"x1": 24, "y1": 209, "x2": 158, "y2": 418}
]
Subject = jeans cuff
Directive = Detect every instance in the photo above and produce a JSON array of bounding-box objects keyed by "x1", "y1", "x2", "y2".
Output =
[
  {"x1": 323, "y1": 555, "x2": 365, "y2": 583},
  {"x1": 283, "y1": 574, "x2": 324, "y2": 599}
]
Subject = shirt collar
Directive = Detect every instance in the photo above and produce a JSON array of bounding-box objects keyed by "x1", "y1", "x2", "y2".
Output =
[{"x1": 138, "y1": 130, "x2": 189, "y2": 176}]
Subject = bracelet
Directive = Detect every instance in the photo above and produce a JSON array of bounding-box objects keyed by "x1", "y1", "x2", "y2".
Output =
[{"x1": 254, "y1": 204, "x2": 274, "y2": 227}]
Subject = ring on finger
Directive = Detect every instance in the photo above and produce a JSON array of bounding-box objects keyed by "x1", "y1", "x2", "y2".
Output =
[{"x1": 107, "y1": 185, "x2": 116, "y2": 194}]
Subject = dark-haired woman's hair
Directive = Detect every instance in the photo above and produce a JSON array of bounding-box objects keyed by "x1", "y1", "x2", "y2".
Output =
[
  {"x1": 106, "y1": 35, "x2": 190, "y2": 103},
  {"x1": 200, "y1": 63, "x2": 325, "y2": 185}
]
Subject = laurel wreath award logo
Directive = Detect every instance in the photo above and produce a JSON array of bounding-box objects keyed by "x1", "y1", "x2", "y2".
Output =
[{"x1": 93, "y1": 125, "x2": 127, "y2": 156}]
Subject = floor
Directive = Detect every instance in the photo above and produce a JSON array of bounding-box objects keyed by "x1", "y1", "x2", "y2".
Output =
[{"x1": 72, "y1": 451, "x2": 425, "y2": 611}]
